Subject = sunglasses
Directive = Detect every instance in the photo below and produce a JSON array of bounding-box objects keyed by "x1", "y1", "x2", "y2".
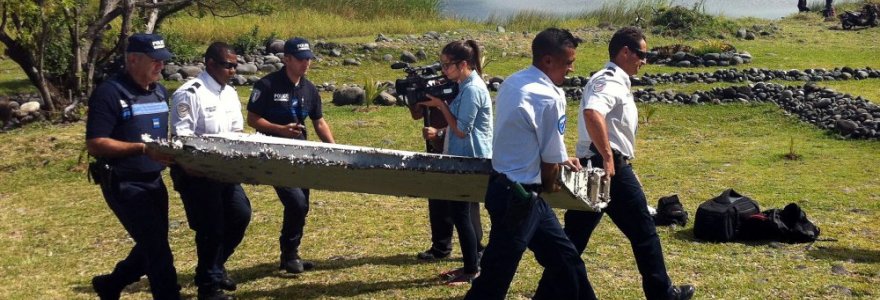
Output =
[
  {"x1": 629, "y1": 47, "x2": 648, "y2": 60},
  {"x1": 441, "y1": 60, "x2": 462, "y2": 70},
  {"x1": 216, "y1": 61, "x2": 238, "y2": 70}
]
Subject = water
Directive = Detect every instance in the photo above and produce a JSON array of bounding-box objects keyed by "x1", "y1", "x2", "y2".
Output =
[{"x1": 441, "y1": 0, "x2": 851, "y2": 20}]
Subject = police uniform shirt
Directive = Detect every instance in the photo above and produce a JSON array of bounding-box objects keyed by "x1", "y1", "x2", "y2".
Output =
[
  {"x1": 492, "y1": 65, "x2": 569, "y2": 185},
  {"x1": 171, "y1": 71, "x2": 243, "y2": 136},
  {"x1": 85, "y1": 72, "x2": 169, "y2": 174},
  {"x1": 246, "y1": 68, "x2": 323, "y2": 139},
  {"x1": 576, "y1": 62, "x2": 638, "y2": 159}
]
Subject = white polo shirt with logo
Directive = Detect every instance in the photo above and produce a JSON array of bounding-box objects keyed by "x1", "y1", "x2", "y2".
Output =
[
  {"x1": 171, "y1": 71, "x2": 244, "y2": 136},
  {"x1": 492, "y1": 65, "x2": 569, "y2": 185},
  {"x1": 576, "y1": 62, "x2": 638, "y2": 159}
]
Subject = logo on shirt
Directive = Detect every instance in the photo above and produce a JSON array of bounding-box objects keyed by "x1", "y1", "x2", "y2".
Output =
[
  {"x1": 558, "y1": 115, "x2": 567, "y2": 135},
  {"x1": 249, "y1": 89, "x2": 261, "y2": 103},
  {"x1": 273, "y1": 93, "x2": 290, "y2": 102},
  {"x1": 592, "y1": 76, "x2": 606, "y2": 93},
  {"x1": 177, "y1": 103, "x2": 190, "y2": 118}
]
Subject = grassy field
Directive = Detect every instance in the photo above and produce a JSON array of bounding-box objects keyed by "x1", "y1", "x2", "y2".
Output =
[{"x1": 2, "y1": 1, "x2": 880, "y2": 299}]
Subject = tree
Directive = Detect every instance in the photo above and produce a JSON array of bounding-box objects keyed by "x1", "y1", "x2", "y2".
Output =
[{"x1": 0, "y1": 0, "x2": 271, "y2": 119}]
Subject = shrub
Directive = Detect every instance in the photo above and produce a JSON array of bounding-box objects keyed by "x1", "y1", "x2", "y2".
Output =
[
  {"x1": 650, "y1": 4, "x2": 737, "y2": 39},
  {"x1": 160, "y1": 30, "x2": 202, "y2": 64},
  {"x1": 692, "y1": 40, "x2": 737, "y2": 56},
  {"x1": 233, "y1": 25, "x2": 261, "y2": 55}
]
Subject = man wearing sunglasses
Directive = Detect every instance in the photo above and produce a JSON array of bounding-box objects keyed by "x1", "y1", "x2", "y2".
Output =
[
  {"x1": 566, "y1": 27, "x2": 695, "y2": 300},
  {"x1": 246, "y1": 37, "x2": 336, "y2": 275},
  {"x1": 170, "y1": 42, "x2": 251, "y2": 300}
]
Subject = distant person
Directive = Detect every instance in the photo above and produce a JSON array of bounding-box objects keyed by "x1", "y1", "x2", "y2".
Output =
[
  {"x1": 565, "y1": 26, "x2": 694, "y2": 300},
  {"x1": 170, "y1": 42, "x2": 251, "y2": 300},
  {"x1": 465, "y1": 28, "x2": 590, "y2": 300},
  {"x1": 85, "y1": 33, "x2": 180, "y2": 299},
  {"x1": 824, "y1": 0, "x2": 835, "y2": 18},
  {"x1": 418, "y1": 39, "x2": 492, "y2": 285},
  {"x1": 246, "y1": 37, "x2": 335, "y2": 274},
  {"x1": 798, "y1": 0, "x2": 810, "y2": 12}
]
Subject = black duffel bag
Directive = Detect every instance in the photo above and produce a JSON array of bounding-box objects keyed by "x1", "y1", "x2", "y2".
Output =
[
  {"x1": 740, "y1": 203, "x2": 820, "y2": 243},
  {"x1": 694, "y1": 189, "x2": 761, "y2": 242}
]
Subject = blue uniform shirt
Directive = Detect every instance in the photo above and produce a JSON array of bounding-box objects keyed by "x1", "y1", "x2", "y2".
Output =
[
  {"x1": 246, "y1": 68, "x2": 323, "y2": 139},
  {"x1": 445, "y1": 71, "x2": 493, "y2": 159},
  {"x1": 86, "y1": 72, "x2": 169, "y2": 174}
]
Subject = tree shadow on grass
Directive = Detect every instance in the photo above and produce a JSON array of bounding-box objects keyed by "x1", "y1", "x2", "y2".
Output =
[{"x1": 808, "y1": 245, "x2": 880, "y2": 264}]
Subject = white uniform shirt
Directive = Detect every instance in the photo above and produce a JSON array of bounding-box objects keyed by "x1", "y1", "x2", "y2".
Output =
[
  {"x1": 171, "y1": 71, "x2": 243, "y2": 136},
  {"x1": 576, "y1": 62, "x2": 638, "y2": 159},
  {"x1": 492, "y1": 65, "x2": 569, "y2": 185}
]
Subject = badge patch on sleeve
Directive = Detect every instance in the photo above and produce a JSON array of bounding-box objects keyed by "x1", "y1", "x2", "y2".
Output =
[
  {"x1": 177, "y1": 103, "x2": 190, "y2": 118},
  {"x1": 592, "y1": 76, "x2": 606, "y2": 93},
  {"x1": 557, "y1": 115, "x2": 567, "y2": 134},
  {"x1": 250, "y1": 89, "x2": 261, "y2": 103}
]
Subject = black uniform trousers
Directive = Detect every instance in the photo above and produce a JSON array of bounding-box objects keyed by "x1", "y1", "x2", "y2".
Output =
[
  {"x1": 100, "y1": 171, "x2": 180, "y2": 299},
  {"x1": 427, "y1": 199, "x2": 484, "y2": 256},
  {"x1": 465, "y1": 175, "x2": 593, "y2": 300},
  {"x1": 171, "y1": 167, "x2": 251, "y2": 288},
  {"x1": 564, "y1": 155, "x2": 673, "y2": 300},
  {"x1": 275, "y1": 186, "x2": 310, "y2": 256}
]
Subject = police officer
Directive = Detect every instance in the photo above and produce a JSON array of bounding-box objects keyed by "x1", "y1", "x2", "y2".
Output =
[
  {"x1": 465, "y1": 28, "x2": 590, "y2": 300},
  {"x1": 169, "y1": 42, "x2": 251, "y2": 300},
  {"x1": 566, "y1": 27, "x2": 695, "y2": 300},
  {"x1": 86, "y1": 33, "x2": 180, "y2": 299},
  {"x1": 246, "y1": 37, "x2": 335, "y2": 274}
]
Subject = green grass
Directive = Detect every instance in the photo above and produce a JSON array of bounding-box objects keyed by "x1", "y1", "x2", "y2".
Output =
[{"x1": 3, "y1": 2, "x2": 880, "y2": 299}]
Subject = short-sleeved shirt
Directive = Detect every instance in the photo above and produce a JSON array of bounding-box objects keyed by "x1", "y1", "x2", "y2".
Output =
[
  {"x1": 85, "y1": 72, "x2": 169, "y2": 174},
  {"x1": 492, "y1": 65, "x2": 569, "y2": 185},
  {"x1": 171, "y1": 71, "x2": 243, "y2": 136},
  {"x1": 576, "y1": 62, "x2": 638, "y2": 159},
  {"x1": 444, "y1": 70, "x2": 493, "y2": 159},
  {"x1": 246, "y1": 68, "x2": 323, "y2": 139}
]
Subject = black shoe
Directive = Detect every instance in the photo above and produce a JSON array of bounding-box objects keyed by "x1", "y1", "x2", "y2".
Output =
[
  {"x1": 198, "y1": 286, "x2": 233, "y2": 300},
  {"x1": 219, "y1": 275, "x2": 237, "y2": 291},
  {"x1": 417, "y1": 249, "x2": 450, "y2": 260},
  {"x1": 91, "y1": 274, "x2": 123, "y2": 300},
  {"x1": 280, "y1": 258, "x2": 315, "y2": 274},
  {"x1": 670, "y1": 285, "x2": 695, "y2": 300}
]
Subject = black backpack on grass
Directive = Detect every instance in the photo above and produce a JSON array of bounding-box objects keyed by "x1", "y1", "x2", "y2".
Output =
[
  {"x1": 740, "y1": 203, "x2": 820, "y2": 243},
  {"x1": 694, "y1": 189, "x2": 761, "y2": 242}
]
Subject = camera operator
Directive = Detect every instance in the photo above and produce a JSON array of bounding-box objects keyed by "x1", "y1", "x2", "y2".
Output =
[{"x1": 418, "y1": 40, "x2": 492, "y2": 285}]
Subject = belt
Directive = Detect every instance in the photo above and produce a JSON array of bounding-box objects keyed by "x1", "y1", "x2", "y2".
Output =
[{"x1": 490, "y1": 172, "x2": 544, "y2": 195}]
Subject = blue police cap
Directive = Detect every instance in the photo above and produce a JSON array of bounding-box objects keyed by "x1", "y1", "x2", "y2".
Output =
[
  {"x1": 284, "y1": 37, "x2": 316, "y2": 60},
  {"x1": 127, "y1": 33, "x2": 173, "y2": 60}
]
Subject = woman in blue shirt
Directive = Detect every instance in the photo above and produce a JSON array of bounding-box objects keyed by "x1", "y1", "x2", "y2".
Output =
[{"x1": 422, "y1": 39, "x2": 493, "y2": 285}]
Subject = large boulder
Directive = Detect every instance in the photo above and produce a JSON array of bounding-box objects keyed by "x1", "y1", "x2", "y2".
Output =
[
  {"x1": 267, "y1": 39, "x2": 285, "y2": 54},
  {"x1": 162, "y1": 64, "x2": 181, "y2": 77},
  {"x1": 835, "y1": 119, "x2": 858, "y2": 136},
  {"x1": 231, "y1": 75, "x2": 248, "y2": 86},
  {"x1": 263, "y1": 55, "x2": 281, "y2": 64},
  {"x1": 374, "y1": 91, "x2": 397, "y2": 106},
  {"x1": 19, "y1": 101, "x2": 41, "y2": 114},
  {"x1": 178, "y1": 66, "x2": 202, "y2": 78},
  {"x1": 400, "y1": 51, "x2": 418, "y2": 63},
  {"x1": 236, "y1": 63, "x2": 258, "y2": 75},
  {"x1": 259, "y1": 64, "x2": 278, "y2": 73},
  {"x1": 332, "y1": 86, "x2": 365, "y2": 106}
]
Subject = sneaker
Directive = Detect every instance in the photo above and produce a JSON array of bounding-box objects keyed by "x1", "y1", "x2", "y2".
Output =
[
  {"x1": 670, "y1": 284, "x2": 695, "y2": 300},
  {"x1": 91, "y1": 274, "x2": 123, "y2": 300},
  {"x1": 445, "y1": 272, "x2": 479, "y2": 286},
  {"x1": 416, "y1": 249, "x2": 450, "y2": 261},
  {"x1": 438, "y1": 267, "x2": 464, "y2": 280}
]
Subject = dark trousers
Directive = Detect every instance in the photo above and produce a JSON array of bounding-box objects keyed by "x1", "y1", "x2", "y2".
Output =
[
  {"x1": 100, "y1": 172, "x2": 180, "y2": 299},
  {"x1": 275, "y1": 186, "x2": 310, "y2": 256},
  {"x1": 171, "y1": 167, "x2": 251, "y2": 288},
  {"x1": 564, "y1": 156, "x2": 673, "y2": 300},
  {"x1": 798, "y1": 0, "x2": 810, "y2": 12},
  {"x1": 427, "y1": 199, "x2": 484, "y2": 257},
  {"x1": 465, "y1": 175, "x2": 593, "y2": 300}
]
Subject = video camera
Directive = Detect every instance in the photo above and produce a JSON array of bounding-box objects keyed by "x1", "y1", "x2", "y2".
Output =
[{"x1": 391, "y1": 62, "x2": 459, "y2": 107}]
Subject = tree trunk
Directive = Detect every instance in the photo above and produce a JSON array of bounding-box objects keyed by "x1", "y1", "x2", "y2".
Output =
[{"x1": 144, "y1": 0, "x2": 158, "y2": 33}]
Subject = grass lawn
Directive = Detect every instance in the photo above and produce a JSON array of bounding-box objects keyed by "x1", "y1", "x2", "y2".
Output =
[{"x1": 2, "y1": 3, "x2": 880, "y2": 299}]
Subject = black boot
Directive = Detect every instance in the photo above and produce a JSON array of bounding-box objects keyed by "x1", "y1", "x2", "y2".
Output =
[
  {"x1": 279, "y1": 250, "x2": 315, "y2": 274},
  {"x1": 91, "y1": 274, "x2": 124, "y2": 300},
  {"x1": 198, "y1": 284, "x2": 232, "y2": 300},
  {"x1": 669, "y1": 285, "x2": 695, "y2": 300}
]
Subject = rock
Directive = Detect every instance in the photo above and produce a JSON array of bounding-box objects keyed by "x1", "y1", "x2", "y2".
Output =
[
  {"x1": 815, "y1": 98, "x2": 832, "y2": 109},
  {"x1": 400, "y1": 51, "x2": 418, "y2": 63},
  {"x1": 675, "y1": 60, "x2": 692, "y2": 68},
  {"x1": 739, "y1": 51, "x2": 753, "y2": 60},
  {"x1": 704, "y1": 60, "x2": 717, "y2": 67},
  {"x1": 497, "y1": 26, "x2": 506, "y2": 33},
  {"x1": 332, "y1": 86, "x2": 365, "y2": 106},
  {"x1": 343, "y1": 58, "x2": 360, "y2": 66},
  {"x1": 231, "y1": 75, "x2": 247, "y2": 86},
  {"x1": 235, "y1": 63, "x2": 258, "y2": 75},
  {"x1": 375, "y1": 34, "x2": 391, "y2": 43},
  {"x1": 19, "y1": 101, "x2": 41, "y2": 114},
  {"x1": 267, "y1": 39, "x2": 285, "y2": 54},
  {"x1": 731, "y1": 56, "x2": 744, "y2": 66},
  {"x1": 247, "y1": 76, "x2": 261, "y2": 84},
  {"x1": 162, "y1": 64, "x2": 181, "y2": 77},
  {"x1": 263, "y1": 55, "x2": 281, "y2": 64},
  {"x1": 672, "y1": 51, "x2": 687, "y2": 61},
  {"x1": 374, "y1": 91, "x2": 397, "y2": 106},
  {"x1": 179, "y1": 66, "x2": 202, "y2": 78},
  {"x1": 831, "y1": 265, "x2": 849, "y2": 275},
  {"x1": 416, "y1": 49, "x2": 428, "y2": 60},
  {"x1": 329, "y1": 49, "x2": 343, "y2": 57},
  {"x1": 736, "y1": 28, "x2": 748, "y2": 38},
  {"x1": 424, "y1": 31, "x2": 440, "y2": 39},
  {"x1": 745, "y1": 32, "x2": 756, "y2": 40},
  {"x1": 167, "y1": 73, "x2": 183, "y2": 81},
  {"x1": 702, "y1": 53, "x2": 720, "y2": 61},
  {"x1": 382, "y1": 54, "x2": 394, "y2": 61},
  {"x1": 835, "y1": 119, "x2": 858, "y2": 135},
  {"x1": 259, "y1": 64, "x2": 278, "y2": 73},
  {"x1": 827, "y1": 285, "x2": 852, "y2": 296},
  {"x1": 363, "y1": 43, "x2": 379, "y2": 51}
]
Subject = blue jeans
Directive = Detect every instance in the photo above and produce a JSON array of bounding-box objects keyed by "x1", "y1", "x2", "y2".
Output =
[
  {"x1": 465, "y1": 175, "x2": 594, "y2": 300},
  {"x1": 171, "y1": 167, "x2": 251, "y2": 288},
  {"x1": 564, "y1": 156, "x2": 673, "y2": 300},
  {"x1": 100, "y1": 171, "x2": 180, "y2": 299}
]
